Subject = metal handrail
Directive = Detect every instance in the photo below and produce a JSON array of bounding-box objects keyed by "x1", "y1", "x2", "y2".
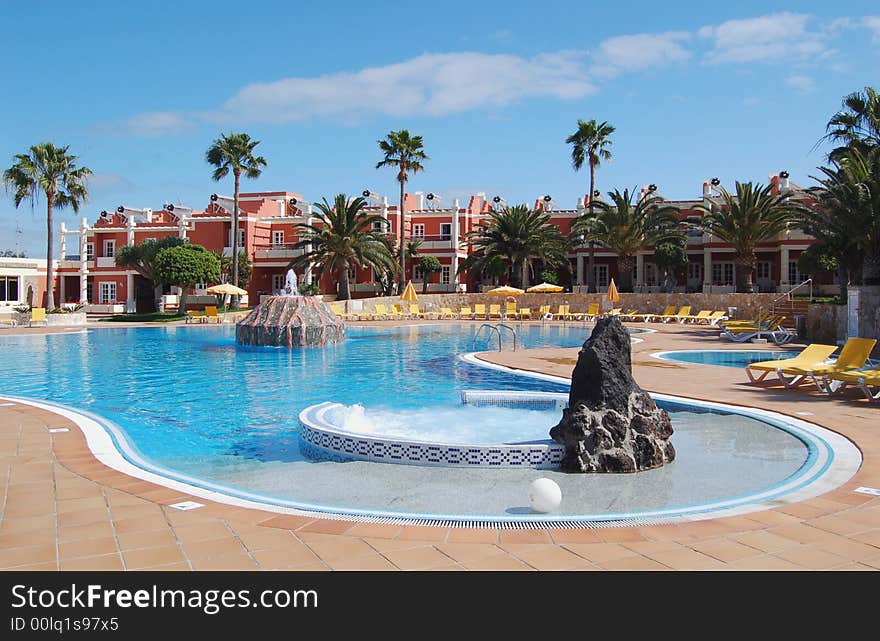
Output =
[
  {"x1": 772, "y1": 278, "x2": 813, "y2": 307},
  {"x1": 473, "y1": 324, "x2": 502, "y2": 352},
  {"x1": 497, "y1": 323, "x2": 519, "y2": 351}
]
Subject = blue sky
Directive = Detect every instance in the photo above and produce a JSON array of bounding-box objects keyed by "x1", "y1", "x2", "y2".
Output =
[{"x1": 2, "y1": 1, "x2": 879, "y2": 257}]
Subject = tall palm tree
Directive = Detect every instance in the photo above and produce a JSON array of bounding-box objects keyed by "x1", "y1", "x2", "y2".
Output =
[
  {"x1": 206, "y1": 132, "x2": 267, "y2": 305},
  {"x1": 289, "y1": 194, "x2": 395, "y2": 300},
  {"x1": 459, "y1": 205, "x2": 569, "y2": 289},
  {"x1": 696, "y1": 182, "x2": 803, "y2": 293},
  {"x1": 376, "y1": 130, "x2": 428, "y2": 288},
  {"x1": 822, "y1": 86, "x2": 880, "y2": 161},
  {"x1": 566, "y1": 119, "x2": 615, "y2": 292},
  {"x1": 4, "y1": 142, "x2": 91, "y2": 311},
  {"x1": 579, "y1": 188, "x2": 681, "y2": 292},
  {"x1": 800, "y1": 148, "x2": 880, "y2": 287}
]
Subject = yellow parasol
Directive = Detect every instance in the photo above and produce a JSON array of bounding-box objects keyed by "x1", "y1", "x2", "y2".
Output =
[
  {"x1": 206, "y1": 283, "x2": 248, "y2": 296},
  {"x1": 606, "y1": 278, "x2": 620, "y2": 303},
  {"x1": 486, "y1": 285, "x2": 525, "y2": 296},
  {"x1": 527, "y1": 282, "x2": 564, "y2": 293},
  {"x1": 401, "y1": 280, "x2": 418, "y2": 303}
]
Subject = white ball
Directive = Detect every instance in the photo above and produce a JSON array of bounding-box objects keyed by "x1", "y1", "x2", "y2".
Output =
[{"x1": 528, "y1": 477, "x2": 562, "y2": 513}]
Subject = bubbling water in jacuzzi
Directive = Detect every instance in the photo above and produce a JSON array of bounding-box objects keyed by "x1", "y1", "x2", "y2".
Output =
[{"x1": 330, "y1": 403, "x2": 558, "y2": 445}]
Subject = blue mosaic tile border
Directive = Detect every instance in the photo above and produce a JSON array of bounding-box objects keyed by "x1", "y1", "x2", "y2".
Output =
[{"x1": 298, "y1": 401, "x2": 564, "y2": 469}]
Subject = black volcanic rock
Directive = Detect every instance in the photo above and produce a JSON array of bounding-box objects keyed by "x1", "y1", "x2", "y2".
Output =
[{"x1": 549, "y1": 316, "x2": 675, "y2": 473}]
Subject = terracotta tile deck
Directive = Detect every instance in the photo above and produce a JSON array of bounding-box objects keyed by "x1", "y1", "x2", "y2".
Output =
[{"x1": 0, "y1": 321, "x2": 878, "y2": 570}]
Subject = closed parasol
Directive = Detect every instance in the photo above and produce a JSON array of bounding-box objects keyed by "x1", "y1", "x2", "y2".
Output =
[{"x1": 401, "y1": 280, "x2": 418, "y2": 302}]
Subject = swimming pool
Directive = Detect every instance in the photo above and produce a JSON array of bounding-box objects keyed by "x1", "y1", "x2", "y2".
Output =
[
  {"x1": 0, "y1": 325, "x2": 861, "y2": 525},
  {"x1": 655, "y1": 349, "x2": 801, "y2": 368}
]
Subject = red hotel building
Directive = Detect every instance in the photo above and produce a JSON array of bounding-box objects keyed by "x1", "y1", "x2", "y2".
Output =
[{"x1": 52, "y1": 173, "x2": 828, "y2": 311}]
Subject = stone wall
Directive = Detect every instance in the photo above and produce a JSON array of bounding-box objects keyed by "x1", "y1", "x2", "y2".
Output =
[
  {"x1": 805, "y1": 304, "x2": 844, "y2": 344},
  {"x1": 340, "y1": 292, "x2": 781, "y2": 321}
]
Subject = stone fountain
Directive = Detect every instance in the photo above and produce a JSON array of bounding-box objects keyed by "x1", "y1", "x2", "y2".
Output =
[
  {"x1": 235, "y1": 269, "x2": 345, "y2": 347},
  {"x1": 549, "y1": 315, "x2": 675, "y2": 473}
]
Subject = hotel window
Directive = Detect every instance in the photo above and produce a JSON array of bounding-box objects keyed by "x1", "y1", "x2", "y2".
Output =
[
  {"x1": 348, "y1": 266, "x2": 356, "y2": 281},
  {"x1": 230, "y1": 228, "x2": 245, "y2": 247},
  {"x1": 592, "y1": 265, "x2": 609, "y2": 288},
  {"x1": 372, "y1": 220, "x2": 385, "y2": 232},
  {"x1": 412, "y1": 223, "x2": 425, "y2": 239},
  {"x1": 85, "y1": 243, "x2": 94, "y2": 260},
  {"x1": 272, "y1": 231, "x2": 284, "y2": 246},
  {"x1": 686, "y1": 216, "x2": 703, "y2": 237},
  {"x1": 103, "y1": 239, "x2": 115, "y2": 258},
  {"x1": 712, "y1": 262, "x2": 734, "y2": 285},
  {"x1": 272, "y1": 274, "x2": 285, "y2": 293},
  {"x1": 414, "y1": 265, "x2": 425, "y2": 281},
  {"x1": 439, "y1": 224, "x2": 452, "y2": 241},
  {"x1": 643, "y1": 263, "x2": 658, "y2": 286},
  {"x1": 756, "y1": 261, "x2": 772, "y2": 280},
  {"x1": 0, "y1": 276, "x2": 20, "y2": 302},
  {"x1": 99, "y1": 282, "x2": 117, "y2": 304},
  {"x1": 440, "y1": 265, "x2": 451, "y2": 285},
  {"x1": 687, "y1": 262, "x2": 702, "y2": 281},
  {"x1": 789, "y1": 261, "x2": 806, "y2": 284}
]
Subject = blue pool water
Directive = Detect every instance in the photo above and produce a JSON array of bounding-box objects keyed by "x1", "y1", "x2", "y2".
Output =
[
  {"x1": 0, "y1": 325, "x2": 816, "y2": 518},
  {"x1": 657, "y1": 350, "x2": 802, "y2": 368},
  {"x1": 0, "y1": 324, "x2": 583, "y2": 462}
]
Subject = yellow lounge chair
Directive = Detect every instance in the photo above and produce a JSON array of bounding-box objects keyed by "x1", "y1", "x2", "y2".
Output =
[
  {"x1": 648, "y1": 305, "x2": 677, "y2": 323},
  {"x1": 438, "y1": 307, "x2": 456, "y2": 319},
  {"x1": 459, "y1": 306, "x2": 473, "y2": 320},
  {"x1": 777, "y1": 337, "x2": 877, "y2": 389},
  {"x1": 488, "y1": 304, "x2": 502, "y2": 319},
  {"x1": 583, "y1": 303, "x2": 600, "y2": 321},
  {"x1": 745, "y1": 343, "x2": 838, "y2": 383},
  {"x1": 557, "y1": 304, "x2": 582, "y2": 321},
  {"x1": 538, "y1": 305, "x2": 551, "y2": 320},
  {"x1": 185, "y1": 309, "x2": 205, "y2": 323},
  {"x1": 518, "y1": 307, "x2": 531, "y2": 321},
  {"x1": 29, "y1": 307, "x2": 48, "y2": 327},
  {"x1": 204, "y1": 305, "x2": 221, "y2": 324},
  {"x1": 824, "y1": 368, "x2": 880, "y2": 402},
  {"x1": 408, "y1": 304, "x2": 425, "y2": 319},
  {"x1": 329, "y1": 303, "x2": 360, "y2": 321},
  {"x1": 474, "y1": 303, "x2": 487, "y2": 319},
  {"x1": 660, "y1": 305, "x2": 691, "y2": 323},
  {"x1": 372, "y1": 304, "x2": 391, "y2": 320},
  {"x1": 504, "y1": 302, "x2": 518, "y2": 319},
  {"x1": 682, "y1": 310, "x2": 712, "y2": 324},
  {"x1": 707, "y1": 310, "x2": 728, "y2": 326},
  {"x1": 389, "y1": 304, "x2": 408, "y2": 318}
]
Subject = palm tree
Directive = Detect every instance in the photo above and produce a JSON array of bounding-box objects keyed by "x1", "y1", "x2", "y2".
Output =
[
  {"x1": 822, "y1": 86, "x2": 880, "y2": 161},
  {"x1": 4, "y1": 143, "x2": 91, "y2": 311},
  {"x1": 206, "y1": 133, "x2": 267, "y2": 305},
  {"x1": 800, "y1": 148, "x2": 880, "y2": 288},
  {"x1": 579, "y1": 188, "x2": 681, "y2": 292},
  {"x1": 696, "y1": 182, "x2": 803, "y2": 293},
  {"x1": 289, "y1": 194, "x2": 396, "y2": 300},
  {"x1": 376, "y1": 130, "x2": 428, "y2": 289},
  {"x1": 459, "y1": 205, "x2": 569, "y2": 289},
  {"x1": 566, "y1": 119, "x2": 615, "y2": 292}
]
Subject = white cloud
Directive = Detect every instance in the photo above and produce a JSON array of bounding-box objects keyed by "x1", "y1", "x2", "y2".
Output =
[
  {"x1": 864, "y1": 16, "x2": 880, "y2": 42},
  {"x1": 122, "y1": 112, "x2": 193, "y2": 137},
  {"x1": 786, "y1": 75, "x2": 816, "y2": 94},
  {"x1": 699, "y1": 12, "x2": 828, "y2": 63},
  {"x1": 212, "y1": 51, "x2": 595, "y2": 123},
  {"x1": 590, "y1": 32, "x2": 692, "y2": 78}
]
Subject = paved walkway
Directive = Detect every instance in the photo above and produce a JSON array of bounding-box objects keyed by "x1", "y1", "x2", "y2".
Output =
[{"x1": 1, "y1": 321, "x2": 879, "y2": 570}]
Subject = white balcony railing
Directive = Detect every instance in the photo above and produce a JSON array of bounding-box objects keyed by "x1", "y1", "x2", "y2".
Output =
[{"x1": 96, "y1": 257, "x2": 116, "y2": 268}]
